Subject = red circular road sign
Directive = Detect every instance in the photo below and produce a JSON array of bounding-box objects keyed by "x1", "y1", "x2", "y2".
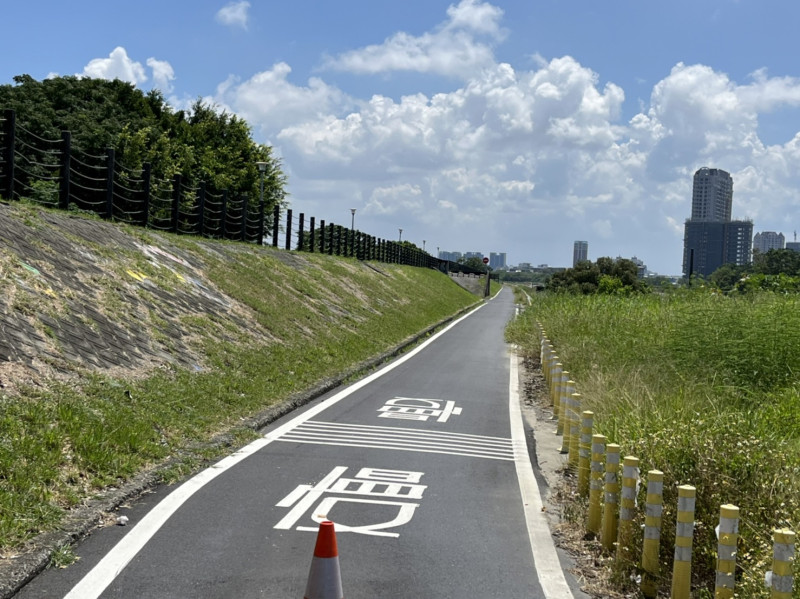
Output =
[{"x1": 482, "y1": 257, "x2": 489, "y2": 264}]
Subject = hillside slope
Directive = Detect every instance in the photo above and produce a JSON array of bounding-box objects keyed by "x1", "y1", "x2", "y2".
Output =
[{"x1": 0, "y1": 200, "x2": 480, "y2": 593}]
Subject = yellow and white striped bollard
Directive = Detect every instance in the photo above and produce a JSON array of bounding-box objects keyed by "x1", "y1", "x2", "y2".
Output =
[
  {"x1": 577, "y1": 411, "x2": 594, "y2": 497},
  {"x1": 555, "y1": 369, "x2": 566, "y2": 432},
  {"x1": 714, "y1": 504, "x2": 739, "y2": 599},
  {"x1": 559, "y1": 378, "x2": 574, "y2": 452},
  {"x1": 770, "y1": 528, "x2": 795, "y2": 599},
  {"x1": 617, "y1": 456, "x2": 639, "y2": 564},
  {"x1": 602, "y1": 443, "x2": 621, "y2": 552},
  {"x1": 568, "y1": 392, "x2": 582, "y2": 468},
  {"x1": 641, "y1": 470, "x2": 663, "y2": 599},
  {"x1": 670, "y1": 485, "x2": 696, "y2": 599},
  {"x1": 588, "y1": 434, "x2": 606, "y2": 535}
]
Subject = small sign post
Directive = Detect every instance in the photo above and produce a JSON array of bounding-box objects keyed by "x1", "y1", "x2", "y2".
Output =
[{"x1": 482, "y1": 257, "x2": 490, "y2": 296}]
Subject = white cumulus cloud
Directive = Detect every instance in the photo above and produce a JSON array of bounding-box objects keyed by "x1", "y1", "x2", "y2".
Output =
[
  {"x1": 321, "y1": 0, "x2": 504, "y2": 79},
  {"x1": 81, "y1": 47, "x2": 147, "y2": 85},
  {"x1": 215, "y1": 1, "x2": 250, "y2": 30}
]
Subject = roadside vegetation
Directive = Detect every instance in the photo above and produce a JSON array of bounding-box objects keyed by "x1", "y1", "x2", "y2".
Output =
[
  {"x1": 507, "y1": 289, "x2": 800, "y2": 597},
  {"x1": 0, "y1": 212, "x2": 479, "y2": 555}
]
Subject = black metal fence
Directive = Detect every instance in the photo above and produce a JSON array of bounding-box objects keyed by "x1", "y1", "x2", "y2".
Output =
[{"x1": 0, "y1": 108, "x2": 482, "y2": 273}]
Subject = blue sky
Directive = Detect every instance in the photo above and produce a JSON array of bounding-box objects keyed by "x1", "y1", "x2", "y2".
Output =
[{"x1": 4, "y1": 1, "x2": 800, "y2": 274}]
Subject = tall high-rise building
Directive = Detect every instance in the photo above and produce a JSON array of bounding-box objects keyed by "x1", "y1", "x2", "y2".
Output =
[
  {"x1": 573, "y1": 241, "x2": 588, "y2": 266},
  {"x1": 691, "y1": 167, "x2": 733, "y2": 222},
  {"x1": 682, "y1": 167, "x2": 753, "y2": 277},
  {"x1": 489, "y1": 252, "x2": 507, "y2": 269},
  {"x1": 753, "y1": 231, "x2": 785, "y2": 253}
]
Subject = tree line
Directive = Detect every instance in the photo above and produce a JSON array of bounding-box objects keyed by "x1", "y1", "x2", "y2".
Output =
[{"x1": 1, "y1": 75, "x2": 287, "y2": 211}]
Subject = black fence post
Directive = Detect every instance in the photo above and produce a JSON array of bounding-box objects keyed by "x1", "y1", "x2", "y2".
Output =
[
  {"x1": 328, "y1": 222, "x2": 334, "y2": 255},
  {"x1": 309, "y1": 216, "x2": 316, "y2": 253},
  {"x1": 1, "y1": 109, "x2": 15, "y2": 201},
  {"x1": 105, "y1": 148, "x2": 115, "y2": 219},
  {"x1": 221, "y1": 190, "x2": 228, "y2": 239},
  {"x1": 272, "y1": 204, "x2": 280, "y2": 247},
  {"x1": 240, "y1": 195, "x2": 248, "y2": 241},
  {"x1": 319, "y1": 219, "x2": 326, "y2": 254},
  {"x1": 285, "y1": 208, "x2": 293, "y2": 250},
  {"x1": 58, "y1": 131, "x2": 71, "y2": 210},
  {"x1": 141, "y1": 162, "x2": 151, "y2": 227},
  {"x1": 336, "y1": 225, "x2": 342, "y2": 256},
  {"x1": 297, "y1": 213, "x2": 305, "y2": 251},
  {"x1": 171, "y1": 174, "x2": 181, "y2": 232},
  {"x1": 257, "y1": 193, "x2": 265, "y2": 245},
  {"x1": 198, "y1": 181, "x2": 206, "y2": 237}
]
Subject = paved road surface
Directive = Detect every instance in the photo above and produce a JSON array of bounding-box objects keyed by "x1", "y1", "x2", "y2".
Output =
[{"x1": 17, "y1": 287, "x2": 576, "y2": 598}]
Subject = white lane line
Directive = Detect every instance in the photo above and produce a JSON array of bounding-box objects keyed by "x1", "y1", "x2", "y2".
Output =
[
  {"x1": 64, "y1": 301, "x2": 489, "y2": 599},
  {"x1": 508, "y1": 352, "x2": 575, "y2": 598},
  {"x1": 277, "y1": 421, "x2": 515, "y2": 460}
]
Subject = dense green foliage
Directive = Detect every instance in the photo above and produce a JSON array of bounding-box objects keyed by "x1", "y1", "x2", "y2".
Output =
[
  {"x1": 0, "y1": 75, "x2": 286, "y2": 209},
  {"x1": 507, "y1": 290, "x2": 800, "y2": 597},
  {"x1": 546, "y1": 257, "x2": 648, "y2": 294},
  {"x1": 710, "y1": 248, "x2": 800, "y2": 293}
]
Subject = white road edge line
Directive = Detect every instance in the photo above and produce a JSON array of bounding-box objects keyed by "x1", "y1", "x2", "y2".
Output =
[
  {"x1": 64, "y1": 297, "x2": 491, "y2": 599},
  {"x1": 509, "y1": 351, "x2": 575, "y2": 598}
]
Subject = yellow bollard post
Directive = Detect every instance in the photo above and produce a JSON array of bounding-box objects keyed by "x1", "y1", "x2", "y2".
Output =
[
  {"x1": 552, "y1": 365, "x2": 564, "y2": 426},
  {"x1": 588, "y1": 434, "x2": 606, "y2": 535},
  {"x1": 555, "y1": 369, "x2": 567, "y2": 432},
  {"x1": 714, "y1": 504, "x2": 739, "y2": 599},
  {"x1": 602, "y1": 443, "x2": 621, "y2": 552},
  {"x1": 770, "y1": 528, "x2": 795, "y2": 599},
  {"x1": 577, "y1": 411, "x2": 594, "y2": 497},
  {"x1": 568, "y1": 392, "x2": 582, "y2": 468},
  {"x1": 670, "y1": 485, "x2": 696, "y2": 599},
  {"x1": 641, "y1": 470, "x2": 664, "y2": 599},
  {"x1": 542, "y1": 345, "x2": 552, "y2": 388},
  {"x1": 617, "y1": 456, "x2": 640, "y2": 564},
  {"x1": 559, "y1": 378, "x2": 574, "y2": 452}
]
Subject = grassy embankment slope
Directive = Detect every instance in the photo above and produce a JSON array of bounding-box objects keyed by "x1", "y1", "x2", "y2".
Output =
[
  {"x1": 507, "y1": 290, "x2": 800, "y2": 597},
  {"x1": 0, "y1": 200, "x2": 481, "y2": 560}
]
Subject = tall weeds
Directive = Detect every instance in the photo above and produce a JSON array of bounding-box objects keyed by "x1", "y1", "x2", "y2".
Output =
[{"x1": 507, "y1": 289, "x2": 800, "y2": 597}]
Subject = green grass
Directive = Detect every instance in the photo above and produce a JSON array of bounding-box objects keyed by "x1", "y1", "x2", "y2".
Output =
[
  {"x1": 0, "y1": 222, "x2": 479, "y2": 554},
  {"x1": 506, "y1": 288, "x2": 800, "y2": 598}
]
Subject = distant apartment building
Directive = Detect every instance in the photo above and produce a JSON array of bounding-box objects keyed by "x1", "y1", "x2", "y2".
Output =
[
  {"x1": 787, "y1": 242, "x2": 800, "y2": 253},
  {"x1": 489, "y1": 252, "x2": 507, "y2": 269},
  {"x1": 753, "y1": 231, "x2": 785, "y2": 254},
  {"x1": 464, "y1": 251, "x2": 484, "y2": 260},
  {"x1": 682, "y1": 167, "x2": 753, "y2": 277},
  {"x1": 438, "y1": 250, "x2": 462, "y2": 262},
  {"x1": 573, "y1": 241, "x2": 588, "y2": 266}
]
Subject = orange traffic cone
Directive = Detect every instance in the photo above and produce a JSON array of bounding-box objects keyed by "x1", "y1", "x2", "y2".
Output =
[{"x1": 304, "y1": 520, "x2": 343, "y2": 599}]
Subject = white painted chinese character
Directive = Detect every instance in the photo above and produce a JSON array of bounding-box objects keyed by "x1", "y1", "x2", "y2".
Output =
[
  {"x1": 377, "y1": 397, "x2": 462, "y2": 423},
  {"x1": 274, "y1": 466, "x2": 427, "y2": 538}
]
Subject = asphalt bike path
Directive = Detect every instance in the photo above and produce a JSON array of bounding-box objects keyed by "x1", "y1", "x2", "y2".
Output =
[{"x1": 17, "y1": 287, "x2": 575, "y2": 598}]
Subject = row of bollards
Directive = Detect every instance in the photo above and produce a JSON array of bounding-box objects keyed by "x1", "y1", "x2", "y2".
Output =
[{"x1": 537, "y1": 323, "x2": 796, "y2": 599}]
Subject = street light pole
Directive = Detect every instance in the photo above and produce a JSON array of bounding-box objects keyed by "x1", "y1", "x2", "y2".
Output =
[
  {"x1": 399, "y1": 228, "x2": 403, "y2": 242},
  {"x1": 350, "y1": 208, "x2": 356, "y2": 230},
  {"x1": 422, "y1": 240, "x2": 426, "y2": 252}
]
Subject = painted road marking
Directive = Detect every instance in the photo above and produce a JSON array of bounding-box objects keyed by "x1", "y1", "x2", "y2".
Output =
[
  {"x1": 377, "y1": 396, "x2": 463, "y2": 422},
  {"x1": 275, "y1": 466, "x2": 426, "y2": 537},
  {"x1": 276, "y1": 420, "x2": 517, "y2": 461}
]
